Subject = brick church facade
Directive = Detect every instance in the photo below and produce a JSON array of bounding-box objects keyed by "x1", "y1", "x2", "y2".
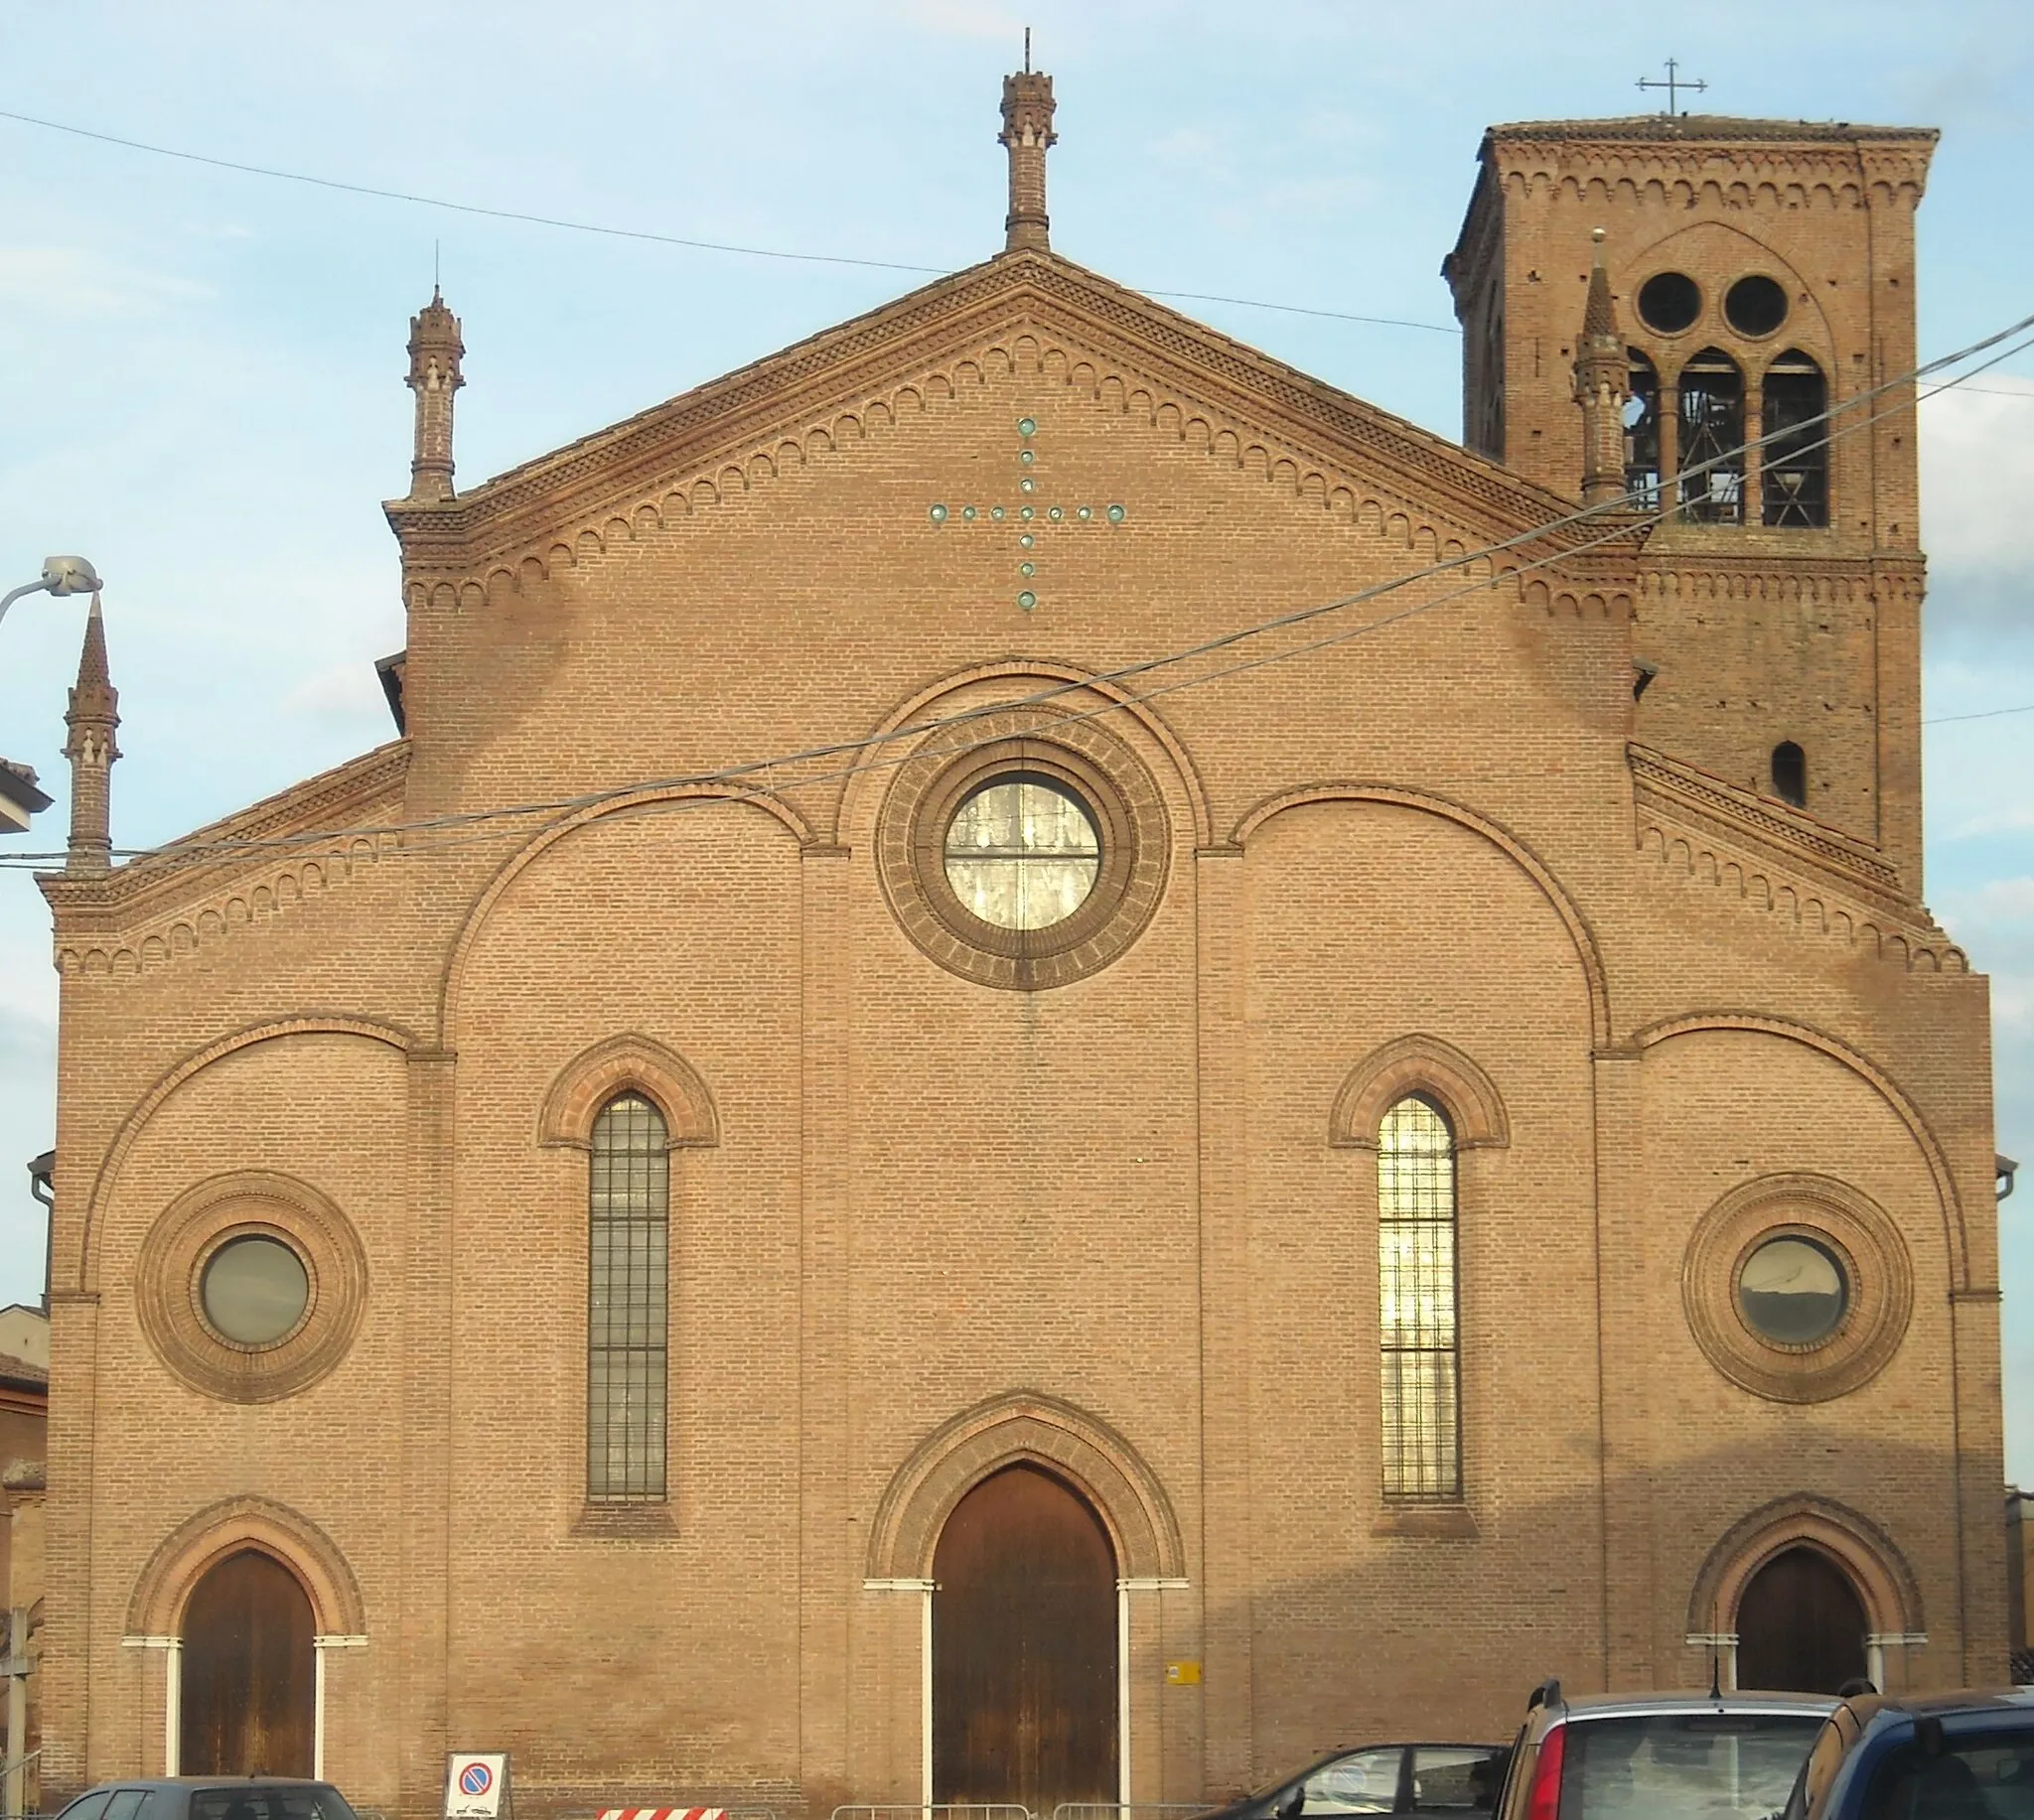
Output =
[{"x1": 37, "y1": 69, "x2": 2004, "y2": 1820}]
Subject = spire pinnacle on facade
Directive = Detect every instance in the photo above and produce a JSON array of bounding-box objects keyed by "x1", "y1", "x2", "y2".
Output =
[
  {"x1": 62, "y1": 592, "x2": 119, "y2": 877},
  {"x1": 405, "y1": 285, "x2": 466, "y2": 502},
  {"x1": 998, "y1": 47, "x2": 1058, "y2": 254},
  {"x1": 1573, "y1": 228, "x2": 1630, "y2": 507}
]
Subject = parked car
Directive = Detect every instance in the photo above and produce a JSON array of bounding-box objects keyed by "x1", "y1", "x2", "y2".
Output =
[
  {"x1": 1197, "y1": 1741, "x2": 1512, "y2": 1817},
  {"x1": 1489, "y1": 1681, "x2": 1836, "y2": 1820},
  {"x1": 1781, "y1": 1687, "x2": 2034, "y2": 1820},
  {"x1": 51, "y1": 1779, "x2": 363, "y2": 1820}
]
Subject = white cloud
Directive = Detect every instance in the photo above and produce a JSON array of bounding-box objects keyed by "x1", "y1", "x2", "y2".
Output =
[
  {"x1": 0, "y1": 246, "x2": 212, "y2": 319},
  {"x1": 282, "y1": 661, "x2": 390, "y2": 728},
  {"x1": 884, "y1": 0, "x2": 1025, "y2": 39},
  {"x1": 1920, "y1": 381, "x2": 2034, "y2": 581},
  {"x1": 1948, "y1": 803, "x2": 2034, "y2": 839}
]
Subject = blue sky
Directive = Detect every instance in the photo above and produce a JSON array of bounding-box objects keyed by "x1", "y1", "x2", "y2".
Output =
[{"x1": 1, "y1": 0, "x2": 2029, "y2": 1472}]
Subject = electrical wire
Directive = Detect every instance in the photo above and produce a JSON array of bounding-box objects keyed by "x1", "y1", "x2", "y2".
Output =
[
  {"x1": 5, "y1": 307, "x2": 2026, "y2": 873},
  {"x1": 1924, "y1": 702, "x2": 2034, "y2": 725},
  {"x1": 0, "y1": 106, "x2": 1463, "y2": 337}
]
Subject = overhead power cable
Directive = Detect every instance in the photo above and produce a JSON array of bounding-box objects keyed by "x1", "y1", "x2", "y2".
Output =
[
  {"x1": 4, "y1": 305, "x2": 2026, "y2": 874},
  {"x1": 0, "y1": 106, "x2": 1463, "y2": 336},
  {"x1": 1924, "y1": 702, "x2": 2034, "y2": 725}
]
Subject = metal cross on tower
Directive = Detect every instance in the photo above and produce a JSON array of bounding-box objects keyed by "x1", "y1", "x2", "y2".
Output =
[{"x1": 1637, "y1": 59, "x2": 1708, "y2": 115}]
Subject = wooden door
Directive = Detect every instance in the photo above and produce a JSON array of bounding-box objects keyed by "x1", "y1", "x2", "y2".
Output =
[
  {"x1": 1735, "y1": 1546, "x2": 1868, "y2": 1693},
  {"x1": 181, "y1": 1549, "x2": 315, "y2": 1775},
  {"x1": 934, "y1": 1464, "x2": 1118, "y2": 1814}
]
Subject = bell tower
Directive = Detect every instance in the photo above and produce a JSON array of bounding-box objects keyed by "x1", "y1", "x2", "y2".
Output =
[{"x1": 1443, "y1": 114, "x2": 1939, "y2": 888}]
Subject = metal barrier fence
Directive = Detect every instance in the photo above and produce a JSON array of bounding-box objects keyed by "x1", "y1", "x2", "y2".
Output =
[
  {"x1": 1053, "y1": 1806, "x2": 1211, "y2": 1820},
  {"x1": 831, "y1": 1805, "x2": 1033, "y2": 1820}
]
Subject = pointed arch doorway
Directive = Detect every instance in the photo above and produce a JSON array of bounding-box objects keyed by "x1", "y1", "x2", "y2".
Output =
[
  {"x1": 181, "y1": 1549, "x2": 316, "y2": 1775},
  {"x1": 1735, "y1": 1547, "x2": 1869, "y2": 1693},
  {"x1": 933, "y1": 1464, "x2": 1118, "y2": 1814}
]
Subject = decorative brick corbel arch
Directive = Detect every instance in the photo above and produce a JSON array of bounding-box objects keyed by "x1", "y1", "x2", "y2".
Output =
[
  {"x1": 1631, "y1": 1012, "x2": 1966, "y2": 1290},
  {"x1": 77, "y1": 1016, "x2": 414, "y2": 1296},
  {"x1": 1686, "y1": 1492, "x2": 1924, "y2": 1641},
  {"x1": 127, "y1": 1493, "x2": 365, "y2": 1637},
  {"x1": 439, "y1": 784, "x2": 815, "y2": 1047},
  {"x1": 867, "y1": 1390, "x2": 1185, "y2": 1582},
  {"x1": 1330, "y1": 1033, "x2": 1511, "y2": 1150},
  {"x1": 537, "y1": 1034, "x2": 719, "y2": 1149},
  {"x1": 1233, "y1": 783, "x2": 1611, "y2": 1048}
]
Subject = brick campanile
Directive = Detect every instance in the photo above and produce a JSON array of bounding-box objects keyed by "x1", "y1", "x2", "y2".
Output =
[
  {"x1": 999, "y1": 65, "x2": 1057, "y2": 252},
  {"x1": 405, "y1": 285, "x2": 465, "y2": 502},
  {"x1": 1573, "y1": 228, "x2": 1630, "y2": 506},
  {"x1": 62, "y1": 594, "x2": 118, "y2": 877}
]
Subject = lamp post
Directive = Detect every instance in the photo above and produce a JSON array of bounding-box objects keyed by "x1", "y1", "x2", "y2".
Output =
[
  {"x1": 0, "y1": 555, "x2": 100, "y2": 629},
  {"x1": 2, "y1": 557, "x2": 102, "y2": 835}
]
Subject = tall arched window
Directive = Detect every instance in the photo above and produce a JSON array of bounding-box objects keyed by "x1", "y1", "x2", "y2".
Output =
[
  {"x1": 588, "y1": 1091, "x2": 669, "y2": 1501},
  {"x1": 1625, "y1": 350, "x2": 1662, "y2": 507},
  {"x1": 1762, "y1": 351, "x2": 1829, "y2": 527},
  {"x1": 1677, "y1": 350, "x2": 1746, "y2": 524},
  {"x1": 1379, "y1": 1095, "x2": 1461, "y2": 1500}
]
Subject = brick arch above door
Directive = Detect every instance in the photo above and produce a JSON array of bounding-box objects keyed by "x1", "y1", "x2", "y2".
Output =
[{"x1": 867, "y1": 1389, "x2": 1185, "y2": 1583}]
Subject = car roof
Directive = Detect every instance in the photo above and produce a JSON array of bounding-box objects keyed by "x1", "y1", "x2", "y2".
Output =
[
  {"x1": 82, "y1": 1780, "x2": 338, "y2": 1792},
  {"x1": 1853, "y1": 1688, "x2": 2034, "y2": 1722},
  {"x1": 1550, "y1": 1690, "x2": 1841, "y2": 1721}
]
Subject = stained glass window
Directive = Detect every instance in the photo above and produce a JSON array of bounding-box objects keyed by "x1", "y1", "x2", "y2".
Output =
[
  {"x1": 588, "y1": 1092, "x2": 668, "y2": 1500},
  {"x1": 1379, "y1": 1095, "x2": 1461, "y2": 1500},
  {"x1": 944, "y1": 774, "x2": 1100, "y2": 930}
]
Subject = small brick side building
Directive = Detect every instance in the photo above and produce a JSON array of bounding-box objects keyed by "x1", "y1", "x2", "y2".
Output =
[{"x1": 36, "y1": 70, "x2": 2004, "y2": 1820}]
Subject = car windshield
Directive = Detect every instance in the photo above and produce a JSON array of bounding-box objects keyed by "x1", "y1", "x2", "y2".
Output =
[
  {"x1": 1561, "y1": 1712, "x2": 1824, "y2": 1820},
  {"x1": 192, "y1": 1789, "x2": 360, "y2": 1820}
]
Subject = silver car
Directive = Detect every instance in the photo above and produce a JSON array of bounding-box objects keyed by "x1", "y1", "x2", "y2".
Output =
[{"x1": 1491, "y1": 1681, "x2": 1837, "y2": 1820}]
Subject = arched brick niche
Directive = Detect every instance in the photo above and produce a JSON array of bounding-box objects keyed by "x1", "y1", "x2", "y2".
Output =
[
  {"x1": 127, "y1": 1493, "x2": 365, "y2": 1637},
  {"x1": 537, "y1": 1034, "x2": 719, "y2": 1150},
  {"x1": 867, "y1": 1390, "x2": 1185, "y2": 1582},
  {"x1": 1329, "y1": 1033, "x2": 1511, "y2": 1150},
  {"x1": 1686, "y1": 1492, "x2": 1924, "y2": 1641}
]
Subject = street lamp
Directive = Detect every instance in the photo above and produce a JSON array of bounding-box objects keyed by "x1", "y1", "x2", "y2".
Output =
[
  {"x1": 2, "y1": 556, "x2": 102, "y2": 833},
  {"x1": 0, "y1": 555, "x2": 101, "y2": 629}
]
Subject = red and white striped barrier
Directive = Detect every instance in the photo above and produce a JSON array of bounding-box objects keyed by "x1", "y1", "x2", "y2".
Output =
[{"x1": 599, "y1": 1809, "x2": 730, "y2": 1820}]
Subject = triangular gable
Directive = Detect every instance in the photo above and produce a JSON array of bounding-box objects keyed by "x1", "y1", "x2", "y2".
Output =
[{"x1": 385, "y1": 249, "x2": 1631, "y2": 593}]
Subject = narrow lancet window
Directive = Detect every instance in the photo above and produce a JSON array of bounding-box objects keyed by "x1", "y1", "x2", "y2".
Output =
[
  {"x1": 1625, "y1": 350, "x2": 1662, "y2": 507},
  {"x1": 1762, "y1": 352, "x2": 1829, "y2": 527},
  {"x1": 588, "y1": 1091, "x2": 669, "y2": 1500},
  {"x1": 1379, "y1": 1095, "x2": 1461, "y2": 1500},
  {"x1": 1772, "y1": 741, "x2": 1808, "y2": 808}
]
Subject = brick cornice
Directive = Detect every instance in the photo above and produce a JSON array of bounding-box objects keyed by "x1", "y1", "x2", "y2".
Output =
[
  {"x1": 41, "y1": 742, "x2": 409, "y2": 965},
  {"x1": 1630, "y1": 742, "x2": 1905, "y2": 909}
]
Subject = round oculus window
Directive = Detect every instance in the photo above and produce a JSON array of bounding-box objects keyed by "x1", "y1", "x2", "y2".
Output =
[
  {"x1": 201, "y1": 1233, "x2": 311, "y2": 1346},
  {"x1": 1724, "y1": 274, "x2": 1790, "y2": 338},
  {"x1": 1737, "y1": 1235, "x2": 1848, "y2": 1346},
  {"x1": 943, "y1": 774, "x2": 1100, "y2": 931},
  {"x1": 1638, "y1": 271, "x2": 1703, "y2": 335}
]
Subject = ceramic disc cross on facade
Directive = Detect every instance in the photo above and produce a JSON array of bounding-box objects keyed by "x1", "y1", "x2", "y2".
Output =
[{"x1": 928, "y1": 415, "x2": 1126, "y2": 610}]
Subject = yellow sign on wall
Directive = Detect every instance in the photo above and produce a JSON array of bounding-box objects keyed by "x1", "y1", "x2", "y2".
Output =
[{"x1": 1165, "y1": 1660, "x2": 1203, "y2": 1685}]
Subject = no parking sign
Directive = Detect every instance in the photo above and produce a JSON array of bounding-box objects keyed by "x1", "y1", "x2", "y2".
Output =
[{"x1": 446, "y1": 1753, "x2": 511, "y2": 1820}]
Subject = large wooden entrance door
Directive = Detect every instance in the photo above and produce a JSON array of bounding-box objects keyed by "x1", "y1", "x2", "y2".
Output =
[
  {"x1": 934, "y1": 1464, "x2": 1118, "y2": 1814},
  {"x1": 181, "y1": 1549, "x2": 315, "y2": 1775},
  {"x1": 1735, "y1": 1547, "x2": 1869, "y2": 1693}
]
